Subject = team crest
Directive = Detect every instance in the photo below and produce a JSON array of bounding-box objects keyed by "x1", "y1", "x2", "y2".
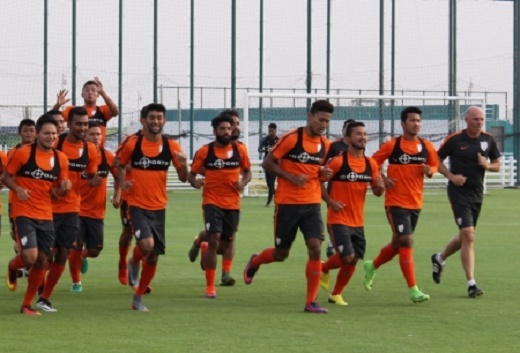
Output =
[
  {"x1": 227, "y1": 150, "x2": 234, "y2": 159},
  {"x1": 398, "y1": 224, "x2": 404, "y2": 233},
  {"x1": 417, "y1": 144, "x2": 423, "y2": 153},
  {"x1": 480, "y1": 141, "x2": 488, "y2": 151},
  {"x1": 159, "y1": 145, "x2": 163, "y2": 153},
  {"x1": 50, "y1": 157, "x2": 54, "y2": 167},
  {"x1": 78, "y1": 148, "x2": 83, "y2": 157},
  {"x1": 316, "y1": 144, "x2": 322, "y2": 152}
]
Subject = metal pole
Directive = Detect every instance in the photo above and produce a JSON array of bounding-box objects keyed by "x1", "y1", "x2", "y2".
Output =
[
  {"x1": 449, "y1": 0, "x2": 457, "y2": 132},
  {"x1": 231, "y1": 0, "x2": 236, "y2": 107},
  {"x1": 378, "y1": 0, "x2": 385, "y2": 145},
  {"x1": 326, "y1": 0, "x2": 331, "y2": 95},
  {"x1": 153, "y1": 0, "x2": 158, "y2": 103},
  {"x1": 258, "y1": 0, "x2": 264, "y2": 147},
  {"x1": 72, "y1": 0, "x2": 77, "y2": 105},
  {"x1": 118, "y1": 0, "x2": 123, "y2": 143},
  {"x1": 44, "y1": 0, "x2": 48, "y2": 111},
  {"x1": 306, "y1": 0, "x2": 312, "y2": 109},
  {"x1": 190, "y1": 0, "x2": 195, "y2": 158},
  {"x1": 390, "y1": 0, "x2": 395, "y2": 137},
  {"x1": 514, "y1": 0, "x2": 520, "y2": 185}
]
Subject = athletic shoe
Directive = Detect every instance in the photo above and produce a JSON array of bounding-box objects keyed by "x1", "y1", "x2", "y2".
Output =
[
  {"x1": 188, "y1": 237, "x2": 200, "y2": 262},
  {"x1": 206, "y1": 286, "x2": 217, "y2": 299},
  {"x1": 468, "y1": 285, "x2": 483, "y2": 298},
  {"x1": 431, "y1": 253, "x2": 444, "y2": 284},
  {"x1": 71, "y1": 283, "x2": 83, "y2": 293},
  {"x1": 131, "y1": 295, "x2": 149, "y2": 312},
  {"x1": 7, "y1": 264, "x2": 18, "y2": 292},
  {"x1": 127, "y1": 258, "x2": 140, "y2": 288},
  {"x1": 20, "y1": 306, "x2": 41, "y2": 316},
  {"x1": 220, "y1": 273, "x2": 236, "y2": 286},
  {"x1": 363, "y1": 260, "x2": 376, "y2": 291},
  {"x1": 17, "y1": 268, "x2": 29, "y2": 278},
  {"x1": 243, "y1": 254, "x2": 258, "y2": 285},
  {"x1": 326, "y1": 247, "x2": 335, "y2": 258},
  {"x1": 304, "y1": 302, "x2": 328, "y2": 314},
  {"x1": 36, "y1": 298, "x2": 57, "y2": 312},
  {"x1": 118, "y1": 265, "x2": 128, "y2": 286},
  {"x1": 81, "y1": 258, "x2": 88, "y2": 274},
  {"x1": 410, "y1": 287, "x2": 430, "y2": 303},
  {"x1": 328, "y1": 294, "x2": 348, "y2": 306},
  {"x1": 319, "y1": 271, "x2": 330, "y2": 291}
]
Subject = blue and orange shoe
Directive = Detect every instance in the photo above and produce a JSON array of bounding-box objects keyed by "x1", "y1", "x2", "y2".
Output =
[
  {"x1": 243, "y1": 254, "x2": 258, "y2": 285},
  {"x1": 304, "y1": 302, "x2": 328, "y2": 314}
]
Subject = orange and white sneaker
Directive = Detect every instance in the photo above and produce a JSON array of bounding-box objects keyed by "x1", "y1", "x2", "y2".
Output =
[
  {"x1": 20, "y1": 306, "x2": 41, "y2": 316},
  {"x1": 205, "y1": 286, "x2": 216, "y2": 299},
  {"x1": 6, "y1": 264, "x2": 18, "y2": 292}
]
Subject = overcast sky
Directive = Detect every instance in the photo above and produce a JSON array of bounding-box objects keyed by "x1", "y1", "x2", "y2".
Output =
[{"x1": 0, "y1": 0, "x2": 515, "y2": 127}]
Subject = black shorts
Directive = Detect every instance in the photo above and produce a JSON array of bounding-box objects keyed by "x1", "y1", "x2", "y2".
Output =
[
  {"x1": 274, "y1": 204, "x2": 324, "y2": 250},
  {"x1": 385, "y1": 207, "x2": 421, "y2": 237},
  {"x1": 53, "y1": 212, "x2": 80, "y2": 249},
  {"x1": 327, "y1": 224, "x2": 366, "y2": 259},
  {"x1": 450, "y1": 199, "x2": 482, "y2": 229},
  {"x1": 78, "y1": 217, "x2": 104, "y2": 250},
  {"x1": 14, "y1": 217, "x2": 55, "y2": 255},
  {"x1": 129, "y1": 206, "x2": 166, "y2": 255},
  {"x1": 203, "y1": 204, "x2": 240, "y2": 242},
  {"x1": 120, "y1": 200, "x2": 131, "y2": 228}
]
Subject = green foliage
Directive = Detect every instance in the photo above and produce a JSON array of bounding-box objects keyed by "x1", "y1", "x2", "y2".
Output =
[{"x1": 0, "y1": 189, "x2": 518, "y2": 353}]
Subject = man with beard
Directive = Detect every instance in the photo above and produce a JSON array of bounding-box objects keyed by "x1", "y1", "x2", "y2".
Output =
[
  {"x1": 189, "y1": 114, "x2": 251, "y2": 298},
  {"x1": 243, "y1": 100, "x2": 333, "y2": 314},
  {"x1": 117, "y1": 103, "x2": 188, "y2": 311},
  {"x1": 188, "y1": 109, "x2": 246, "y2": 286},
  {"x1": 362, "y1": 106, "x2": 438, "y2": 303},
  {"x1": 3, "y1": 114, "x2": 70, "y2": 315},
  {"x1": 36, "y1": 107, "x2": 99, "y2": 312},
  {"x1": 319, "y1": 121, "x2": 384, "y2": 306}
]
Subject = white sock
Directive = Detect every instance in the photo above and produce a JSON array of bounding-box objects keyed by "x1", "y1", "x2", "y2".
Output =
[
  {"x1": 467, "y1": 279, "x2": 476, "y2": 287},
  {"x1": 436, "y1": 253, "x2": 446, "y2": 265},
  {"x1": 328, "y1": 239, "x2": 334, "y2": 248}
]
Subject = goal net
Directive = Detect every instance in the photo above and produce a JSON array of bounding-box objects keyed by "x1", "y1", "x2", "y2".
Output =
[{"x1": 241, "y1": 92, "x2": 487, "y2": 197}]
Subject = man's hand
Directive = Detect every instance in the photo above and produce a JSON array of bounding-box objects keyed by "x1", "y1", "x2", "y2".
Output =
[
  {"x1": 55, "y1": 89, "x2": 70, "y2": 108},
  {"x1": 88, "y1": 174, "x2": 103, "y2": 187},
  {"x1": 16, "y1": 187, "x2": 30, "y2": 201},
  {"x1": 327, "y1": 199, "x2": 345, "y2": 212},
  {"x1": 190, "y1": 177, "x2": 205, "y2": 189},
  {"x1": 121, "y1": 179, "x2": 134, "y2": 190},
  {"x1": 287, "y1": 173, "x2": 309, "y2": 187},
  {"x1": 94, "y1": 77, "x2": 106, "y2": 95},
  {"x1": 422, "y1": 163, "x2": 433, "y2": 177},
  {"x1": 477, "y1": 153, "x2": 488, "y2": 170},
  {"x1": 449, "y1": 174, "x2": 467, "y2": 186},
  {"x1": 319, "y1": 166, "x2": 333, "y2": 181}
]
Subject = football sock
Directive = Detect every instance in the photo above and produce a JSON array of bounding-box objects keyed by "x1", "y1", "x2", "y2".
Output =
[
  {"x1": 399, "y1": 247, "x2": 416, "y2": 288},
  {"x1": 135, "y1": 261, "x2": 157, "y2": 296},
  {"x1": 467, "y1": 279, "x2": 476, "y2": 287},
  {"x1": 332, "y1": 264, "x2": 356, "y2": 296},
  {"x1": 222, "y1": 258, "x2": 232, "y2": 273},
  {"x1": 9, "y1": 254, "x2": 25, "y2": 270},
  {"x1": 373, "y1": 243, "x2": 398, "y2": 269},
  {"x1": 305, "y1": 260, "x2": 322, "y2": 305},
  {"x1": 252, "y1": 248, "x2": 275, "y2": 268},
  {"x1": 205, "y1": 268, "x2": 216, "y2": 288},
  {"x1": 41, "y1": 263, "x2": 66, "y2": 300},
  {"x1": 22, "y1": 267, "x2": 46, "y2": 307},
  {"x1": 68, "y1": 249, "x2": 82, "y2": 283},
  {"x1": 322, "y1": 253, "x2": 342, "y2": 273},
  {"x1": 131, "y1": 246, "x2": 144, "y2": 265}
]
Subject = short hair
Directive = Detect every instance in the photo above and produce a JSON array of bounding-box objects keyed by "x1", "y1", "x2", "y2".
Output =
[
  {"x1": 88, "y1": 121, "x2": 100, "y2": 129},
  {"x1": 18, "y1": 118, "x2": 36, "y2": 134},
  {"x1": 211, "y1": 114, "x2": 234, "y2": 129},
  {"x1": 346, "y1": 121, "x2": 365, "y2": 137},
  {"x1": 342, "y1": 119, "x2": 355, "y2": 130},
  {"x1": 268, "y1": 123, "x2": 277, "y2": 129},
  {"x1": 36, "y1": 114, "x2": 58, "y2": 133},
  {"x1": 219, "y1": 108, "x2": 239, "y2": 119},
  {"x1": 68, "y1": 106, "x2": 88, "y2": 122},
  {"x1": 82, "y1": 80, "x2": 97, "y2": 90},
  {"x1": 400, "y1": 106, "x2": 422, "y2": 122},
  {"x1": 140, "y1": 105, "x2": 148, "y2": 119},
  {"x1": 310, "y1": 100, "x2": 334, "y2": 114},
  {"x1": 145, "y1": 103, "x2": 166, "y2": 116},
  {"x1": 45, "y1": 109, "x2": 63, "y2": 117}
]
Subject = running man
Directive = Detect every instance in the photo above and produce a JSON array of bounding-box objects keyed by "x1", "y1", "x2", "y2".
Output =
[
  {"x1": 3, "y1": 114, "x2": 70, "y2": 315},
  {"x1": 189, "y1": 114, "x2": 251, "y2": 298},
  {"x1": 36, "y1": 107, "x2": 99, "y2": 312},
  {"x1": 431, "y1": 106, "x2": 500, "y2": 298},
  {"x1": 243, "y1": 100, "x2": 333, "y2": 314},
  {"x1": 68, "y1": 121, "x2": 118, "y2": 292},
  {"x1": 319, "y1": 121, "x2": 384, "y2": 306},
  {"x1": 117, "y1": 103, "x2": 188, "y2": 311},
  {"x1": 258, "y1": 122, "x2": 279, "y2": 207},
  {"x1": 363, "y1": 106, "x2": 438, "y2": 303}
]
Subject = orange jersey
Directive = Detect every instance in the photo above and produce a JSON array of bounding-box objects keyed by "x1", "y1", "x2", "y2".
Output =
[
  {"x1": 371, "y1": 136, "x2": 438, "y2": 209},
  {"x1": 63, "y1": 105, "x2": 114, "y2": 147},
  {"x1": 271, "y1": 127, "x2": 330, "y2": 204},
  {"x1": 6, "y1": 144, "x2": 69, "y2": 220},
  {"x1": 0, "y1": 150, "x2": 7, "y2": 215},
  {"x1": 327, "y1": 152, "x2": 380, "y2": 227},
  {"x1": 118, "y1": 134, "x2": 184, "y2": 210},
  {"x1": 191, "y1": 142, "x2": 251, "y2": 210},
  {"x1": 52, "y1": 136, "x2": 98, "y2": 213},
  {"x1": 7, "y1": 144, "x2": 30, "y2": 212},
  {"x1": 80, "y1": 149, "x2": 116, "y2": 219},
  {"x1": 116, "y1": 132, "x2": 141, "y2": 201}
]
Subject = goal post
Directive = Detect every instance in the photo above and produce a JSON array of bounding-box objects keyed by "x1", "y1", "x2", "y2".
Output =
[{"x1": 241, "y1": 92, "x2": 487, "y2": 197}]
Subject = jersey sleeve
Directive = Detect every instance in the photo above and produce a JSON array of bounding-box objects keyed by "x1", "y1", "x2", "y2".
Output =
[
  {"x1": 190, "y1": 145, "x2": 208, "y2": 175},
  {"x1": 6, "y1": 148, "x2": 26, "y2": 175},
  {"x1": 238, "y1": 144, "x2": 252, "y2": 170},
  {"x1": 488, "y1": 136, "x2": 501, "y2": 161},
  {"x1": 327, "y1": 154, "x2": 343, "y2": 176},
  {"x1": 117, "y1": 136, "x2": 136, "y2": 166},
  {"x1": 437, "y1": 135, "x2": 454, "y2": 160},
  {"x1": 271, "y1": 131, "x2": 297, "y2": 160},
  {"x1": 168, "y1": 139, "x2": 184, "y2": 169},
  {"x1": 0, "y1": 151, "x2": 7, "y2": 172},
  {"x1": 100, "y1": 105, "x2": 114, "y2": 121},
  {"x1": 106, "y1": 151, "x2": 118, "y2": 177},
  {"x1": 425, "y1": 141, "x2": 439, "y2": 174},
  {"x1": 371, "y1": 139, "x2": 394, "y2": 167},
  {"x1": 57, "y1": 151, "x2": 70, "y2": 182}
]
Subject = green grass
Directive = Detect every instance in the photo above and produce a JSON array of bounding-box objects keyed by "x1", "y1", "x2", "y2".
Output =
[{"x1": 0, "y1": 189, "x2": 519, "y2": 353}]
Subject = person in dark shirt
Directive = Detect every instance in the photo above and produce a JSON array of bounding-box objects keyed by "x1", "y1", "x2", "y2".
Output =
[
  {"x1": 258, "y1": 123, "x2": 279, "y2": 206},
  {"x1": 431, "y1": 106, "x2": 501, "y2": 298}
]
